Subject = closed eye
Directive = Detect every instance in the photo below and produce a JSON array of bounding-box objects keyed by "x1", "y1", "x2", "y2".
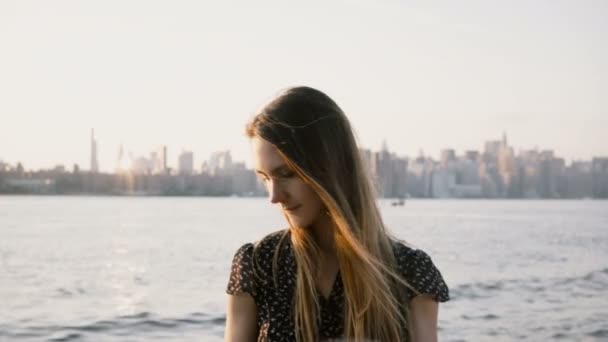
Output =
[
  {"x1": 256, "y1": 166, "x2": 295, "y2": 181},
  {"x1": 276, "y1": 169, "x2": 295, "y2": 178}
]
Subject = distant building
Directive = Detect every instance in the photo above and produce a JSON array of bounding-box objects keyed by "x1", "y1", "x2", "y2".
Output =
[
  {"x1": 178, "y1": 151, "x2": 194, "y2": 175},
  {"x1": 116, "y1": 144, "x2": 126, "y2": 172},
  {"x1": 406, "y1": 154, "x2": 434, "y2": 197},
  {"x1": 538, "y1": 150, "x2": 560, "y2": 198},
  {"x1": 149, "y1": 145, "x2": 168, "y2": 174},
  {"x1": 231, "y1": 162, "x2": 258, "y2": 196},
  {"x1": 497, "y1": 135, "x2": 519, "y2": 197},
  {"x1": 16, "y1": 162, "x2": 24, "y2": 175},
  {"x1": 452, "y1": 183, "x2": 483, "y2": 198},
  {"x1": 359, "y1": 149, "x2": 372, "y2": 172},
  {"x1": 208, "y1": 151, "x2": 233, "y2": 175},
  {"x1": 391, "y1": 156, "x2": 408, "y2": 198},
  {"x1": 90, "y1": 129, "x2": 99, "y2": 173},
  {"x1": 431, "y1": 168, "x2": 456, "y2": 198},
  {"x1": 440, "y1": 149, "x2": 456, "y2": 168},
  {"x1": 564, "y1": 161, "x2": 592, "y2": 198},
  {"x1": 161, "y1": 146, "x2": 168, "y2": 173},
  {"x1": 132, "y1": 156, "x2": 152, "y2": 174},
  {"x1": 457, "y1": 156, "x2": 481, "y2": 185},
  {"x1": 518, "y1": 149, "x2": 540, "y2": 198},
  {"x1": 0, "y1": 160, "x2": 10, "y2": 172},
  {"x1": 484, "y1": 140, "x2": 502, "y2": 160},
  {"x1": 5, "y1": 178, "x2": 55, "y2": 193},
  {"x1": 465, "y1": 150, "x2": 479, "y2": 162},
  {"x1": 479, "y1": 161, "x2": 501, "y2": 198},
  {"x1": 592, "y1": 157, "x2": 608, "y2": 198},
  {"x1": 479, "y1": 136, "x2": 508, "y2": 197},
  {"x1": 370, "y1": 142, "x2": 393, "y2": 197}
]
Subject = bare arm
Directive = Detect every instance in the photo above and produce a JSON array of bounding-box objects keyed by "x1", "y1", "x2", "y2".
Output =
[
  {"x1": 225, "y1": 293, "x2": 258, "y2": 342},
  {"x1": 409, "y1": 294, "x2": 439, "y2": 342}
]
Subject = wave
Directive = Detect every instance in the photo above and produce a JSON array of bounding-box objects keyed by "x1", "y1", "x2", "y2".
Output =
[
  {"x1": 0, "y1": 311, "x2": 226, "y2": 340},
  {"x1": 450, "y1": 267, "x2": 608, "y2": 301},
  {"x1": 4, "y1": 268, "x2": 607, "y2": 340},
  {"x1": 48, "y1": 333, "x2": 82, "y2": 341},
  {"x1": 588, "y1": 328, "x2": 608, "y2": 338}
]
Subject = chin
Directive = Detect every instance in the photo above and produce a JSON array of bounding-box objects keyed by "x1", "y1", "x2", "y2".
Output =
[
  {"x1": 286, "y1": 215, "x2": 312, "y2": 229},
  {"x1": 289, "y1": 220, "x2": 311, "y2": 229}
]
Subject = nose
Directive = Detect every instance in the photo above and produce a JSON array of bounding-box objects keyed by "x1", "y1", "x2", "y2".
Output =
[{"x1": 269, "y1": 179, "x2": 287, "y2": 204}]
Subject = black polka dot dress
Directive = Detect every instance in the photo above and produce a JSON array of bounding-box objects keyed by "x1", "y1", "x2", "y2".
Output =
[{"x1": 226, "y1": 230, "x2": 449, "y2": 341}]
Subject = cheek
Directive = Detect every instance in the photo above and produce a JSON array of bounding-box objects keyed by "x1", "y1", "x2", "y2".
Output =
[
  {"x1": 286, "y1": 178, "x2": 324, "y2": 214},
  {"x1": 302, "y1": 186, "x2": 324, "y2": 213}
]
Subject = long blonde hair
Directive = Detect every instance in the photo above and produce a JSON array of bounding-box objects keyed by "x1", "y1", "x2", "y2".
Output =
[{"x1": 247, "y1": 87, "x2": 415, "y2": 341}]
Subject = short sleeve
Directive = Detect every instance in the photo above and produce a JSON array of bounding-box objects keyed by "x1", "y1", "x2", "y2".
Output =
[
  {"x1": 397, "y1": 247, "x2": 450, "y2": 303},
  {"x1": 226, "y1": 243, "x2": 258, "y2": 299}
]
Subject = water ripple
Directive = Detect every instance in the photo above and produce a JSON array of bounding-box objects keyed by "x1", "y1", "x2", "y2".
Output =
[
  {"x1": 1, "y1": 312, "x2": 226, "y2": 340},
  {"x1": 450, "y1": 267, "x2": 608, "y2": 301}
]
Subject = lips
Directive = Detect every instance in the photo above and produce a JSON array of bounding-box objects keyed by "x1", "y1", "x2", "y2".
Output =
[{"x1": 284, "y1": 205, "x2": 301, "y2": 212}]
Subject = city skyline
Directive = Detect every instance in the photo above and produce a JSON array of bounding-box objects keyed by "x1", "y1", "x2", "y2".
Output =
[
  {"x1": 1, "y1": 1, "x2": 607, "y2": 171},
  {"x1": 2, "y1": 129, "x2": 606, "y2": 199},
  {"x1": 0, "y1": 129, "x2": 604, "y2": 174}
]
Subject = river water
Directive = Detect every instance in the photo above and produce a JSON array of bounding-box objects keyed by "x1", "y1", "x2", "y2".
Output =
[{"x1": 1, "y1": 196, "x2": 607, "y2": 341}]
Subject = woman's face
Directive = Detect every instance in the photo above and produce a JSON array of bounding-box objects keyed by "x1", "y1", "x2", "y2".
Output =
[{"x1": 252, "y1": 136, "x2": 324, "y2": 229}]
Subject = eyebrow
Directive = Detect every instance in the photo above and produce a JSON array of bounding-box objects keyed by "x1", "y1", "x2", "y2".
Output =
[{"x1": 255, "y1": 165, "x2": 291, "y2": 177}]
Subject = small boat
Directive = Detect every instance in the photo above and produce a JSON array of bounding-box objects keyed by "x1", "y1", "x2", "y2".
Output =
[{"x1": 391, "y1": 197, "x2": 405, "y2": 206}]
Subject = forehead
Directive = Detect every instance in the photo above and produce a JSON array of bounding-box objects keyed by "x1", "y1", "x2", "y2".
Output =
[{"x1": 251, "y1": 136, "x2": 286, "y2": 171}]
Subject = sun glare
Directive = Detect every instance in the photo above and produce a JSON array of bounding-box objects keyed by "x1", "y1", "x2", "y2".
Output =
[{"x1": 118, "y1": 157, "x2": 131, "y2": 172}]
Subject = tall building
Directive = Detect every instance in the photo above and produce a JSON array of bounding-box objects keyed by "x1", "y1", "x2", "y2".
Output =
[
  {"x1": 592, "y1": 157, "x2": 608, "y2": 198},
  {"x1": 116, "y1": 143, "x2": 126, "y2": 172},
  {"x1": 536, "y1": 150, "x2": 560, "y2": 198},
  {"x1": 391, "y1": 156, "x2": 408, "y2": 198},
  {"x1": 370, "y1": 143, "x2": 393, "y2": 197},
  {"x1": 484, "y1": 140, "x2": 502, "y2": 160},
  {"x1": 161, "y1": 146, "x2": 168, "y2": 173},
  {"x1": 208, "y1": 151, "x2": 233, "y2": 175},
  {"x1": 149, "y1": 146, "x2": 168, "y2": 174},
  {"x1": 564, "y1": 161, "x2": 592, "y2": 198},
  {"x1": 457, "y1": 155, "x2": 481, "y2": 185},
  {"x1": 90, "y1": 129, "x2": 99, "y2": 173},
  {"x1": 465, "y1": 150, "x2": 479, "y2": 162},
  {"x1": 0, "y1": 160, "x2": 10, "y2": 172},
  {"x1": 359, "y1": 149, "x2": 372, "y2": 171},
  {"x1": 178, "y1": 151, "x2": 194, "y2": 175},
  {"x1": 440, "y1": 149, "x2": 456, "y2": 168},
  {"x1": 497, "y1": 134, "x2": 519, "y2": 197},
  {"x1": 406, "y1": 153, "x2": 434, "y2": 197},
  {"x1": 431, "y1": 168, "x2": 456, "y2": 198}
]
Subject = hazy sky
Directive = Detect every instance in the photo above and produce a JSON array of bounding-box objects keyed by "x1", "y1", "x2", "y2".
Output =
[{"x1": 1, "y1": 0, "x2": 606, "y2": 172}]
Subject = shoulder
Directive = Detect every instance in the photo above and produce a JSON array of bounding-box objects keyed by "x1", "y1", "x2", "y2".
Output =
[
  {"x1": 254, "y1": 228, "x2": 290, "y2": 253},
  {"x1": 231, "y1": 229, "x2": 290, "y2": 275},
  {"x1": 390, "y1": 239, "x2": 450, "y2": 302},
  {"x1": 391, "y1": 240, "x2": 434, "y2": 269},
  {"x1": 227, "y1": 229, "x2": 290, "y2": 297},
  {"x1": 232, "y1": 229, "x2": 289, "y2": 257}
]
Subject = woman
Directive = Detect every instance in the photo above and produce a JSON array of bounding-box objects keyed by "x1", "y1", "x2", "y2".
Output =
[{"x1": 225, "y1": 86, "x2": 449, "y2": 341}]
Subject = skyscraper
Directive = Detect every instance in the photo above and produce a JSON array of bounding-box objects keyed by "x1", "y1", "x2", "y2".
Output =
[
  {"x1": 90, "y1": 129, "x2": 99, "y2": 173},
  {"x1": 178, "y1": 150, "x2": 194, "y2": 175},
  {"x1": 149, "y1": 145, "x2": 168, "y2": 174},
  {"x1": 208, "y1": 150, "x2": 233, "y2": 175}
]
